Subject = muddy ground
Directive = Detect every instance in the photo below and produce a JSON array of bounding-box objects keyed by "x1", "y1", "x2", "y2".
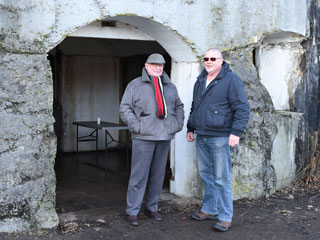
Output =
[{"x1": 1, "y1": 183, "x2": 319, "y2": 240}]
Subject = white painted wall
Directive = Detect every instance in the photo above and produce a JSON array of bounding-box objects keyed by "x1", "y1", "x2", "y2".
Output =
[
  {"x1": 271, "y1": 111, "x2": 302, "y2": 189},
  {"x1": 13, "y1": 0, "x2": 306, "y2": 57},
  {"x1": 169, "y1": 61, "x2": 201, "y2": 197},
  {"x1": 256, "y1": 34, "x2": 305, "y2": 110},
  {"x1": 70, "y1": 21, "x2": 154, "y2": 41},
  {"x1": 109, "y1": 16, "x2": 197, "y2": 63}
]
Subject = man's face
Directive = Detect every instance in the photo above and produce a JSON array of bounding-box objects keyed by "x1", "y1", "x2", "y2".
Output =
[
  {"x1": 145, "y1": 63, "x2": 164, "y2": 77},
  {"x1": 203, "y1": 50, "x2": 223, "y2": 74}
]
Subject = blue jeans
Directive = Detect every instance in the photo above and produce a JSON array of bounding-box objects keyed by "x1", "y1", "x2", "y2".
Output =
[{"x1": 196, "y1": 135, "x2": 233, "y2": 222}]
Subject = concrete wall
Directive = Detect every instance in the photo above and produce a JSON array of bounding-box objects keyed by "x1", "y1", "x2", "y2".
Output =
[
  {"x1": 0, "y1": 54, "x2": 58, "y2": 232},
  {"x1": 0, "y1": 0, "x2": 313, "y2": 232},
  {"x1": 0, "y1": 1, "x2": 309, "y2": 58},
  {"x1": 170, "y1": 61, "x2": 201, "y2": 197},
  {"x1": 254, "y1": 32, "x2": 307, "y2": 193},
  {"x1": 271, "y1": 111, "x2": 303, "y2": 190},
  {"x1": 256, "y1": 33, "x2": 305, "y2": 111}
]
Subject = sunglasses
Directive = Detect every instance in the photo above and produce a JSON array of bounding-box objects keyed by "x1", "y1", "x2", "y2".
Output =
[{"x1": 203, "y1": 57, "x2": 221, "y2": 62}]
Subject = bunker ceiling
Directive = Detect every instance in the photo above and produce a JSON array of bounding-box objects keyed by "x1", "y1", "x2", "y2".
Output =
[{"x1": 48, "y1": 37, "x2": 168, "y2": 57}]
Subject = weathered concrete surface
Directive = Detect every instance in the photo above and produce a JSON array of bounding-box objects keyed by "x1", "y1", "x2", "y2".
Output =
[
  {"x1": 0, "y1": 0, "x2": 309, "y2": 55},
  {"x1": 223, "y1": 47, "x2": 278, "y2": 199},
  {"x1": 0, "y1": 53, "x2": 58, "y2": 232},
  {"x1": 302, "y1": 0, "x2": 320, "y2": 133},
  {"x1": 271, "y1": 111, "x2": 304, "y2": 190},
  {"x1": 0, "y1": 0, "x2": 313, "y2": 232},
  {"x1": 256, "y1": 33, "x2": 306, "y2": 111},
  {"x1": 0, "y1": 54, "x2": 53, "y2": 114}
]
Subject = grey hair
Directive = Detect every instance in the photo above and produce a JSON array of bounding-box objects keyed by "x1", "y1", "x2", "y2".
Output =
[{"x1": 204, "y1": 48, "x2": 223, "y2": 59}]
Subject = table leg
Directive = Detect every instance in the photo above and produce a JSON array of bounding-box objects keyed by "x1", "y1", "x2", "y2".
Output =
[
  {"x1": 126, "y1": 130, "x2": 129, "y2": 169},
  {"x1": 76, "y1": 125, "x2": 79, "y2": 167},
  {"x1": 105, "y1": 130, "x2": 108, "y2": 173},
  {"x1": 96, "y1": 129, "x2": 98, "y2": 165}
]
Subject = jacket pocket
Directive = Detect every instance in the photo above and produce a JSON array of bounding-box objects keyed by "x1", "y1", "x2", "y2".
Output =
[
  {"x1": 131, "y1": 120, "x2": 140, "y2": 134},
  {"x1": 206, "y1": 107, "x2": 226, "y2": 128},
  {"x1": 165, "y1": 112, "x2": 179, "y2": 135},
  {"x1": 139, "y1": 115, "x2": 156, "y2": 136}
]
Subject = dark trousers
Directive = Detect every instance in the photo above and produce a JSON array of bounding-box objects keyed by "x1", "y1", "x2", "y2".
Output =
[{"x1": 126, "y1": 139, "x2": 170, "y2": 216}]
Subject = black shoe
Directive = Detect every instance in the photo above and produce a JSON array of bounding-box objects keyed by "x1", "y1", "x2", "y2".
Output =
[
  {"x1": 213, "y1": 221, "x2": 231, "y2": 232},
  {"x1": 191, "y1": 211, "x2": 218, "y2": 221},
  {"x1": 127, "y1": 215, "x2": 139, "y2": 226},
  {"x1": 145, "y1": 210, "x2": 163, "y2": 221}
]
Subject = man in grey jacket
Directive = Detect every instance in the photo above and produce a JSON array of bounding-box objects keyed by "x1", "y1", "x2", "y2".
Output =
[{"x1": 120, "y1": 53, "x2": 184, "y2": 226}]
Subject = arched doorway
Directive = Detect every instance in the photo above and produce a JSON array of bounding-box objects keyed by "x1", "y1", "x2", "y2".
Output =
[{"x1": 48, "y1": 16, "x2": 200, "y2": 219}]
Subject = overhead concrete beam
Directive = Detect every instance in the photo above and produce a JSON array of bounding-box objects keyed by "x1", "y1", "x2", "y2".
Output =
[
  {"x1": 108, "y1": 16, "x2": 198, "y2": 63},
  {"x1": 69, "y1": 22, "x2": 154, "y2": 41}
]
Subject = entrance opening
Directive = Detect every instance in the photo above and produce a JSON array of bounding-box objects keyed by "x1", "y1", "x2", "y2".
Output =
[{"x1": 48, "y1": 35, "x2": 172, "y2": 214}]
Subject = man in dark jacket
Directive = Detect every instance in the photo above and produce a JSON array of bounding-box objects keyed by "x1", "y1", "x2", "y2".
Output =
[
  {"x1": 186, "y1": 48, "x2": 250, "y2": 232},
  {"x1": 120, "y1": 53, "x2": 184, "y2": 226}
]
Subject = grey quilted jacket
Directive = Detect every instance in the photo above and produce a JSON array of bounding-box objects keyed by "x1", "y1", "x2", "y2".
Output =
[{"x1": 120, "y1": 67, "x2": 184, "y2": 141}]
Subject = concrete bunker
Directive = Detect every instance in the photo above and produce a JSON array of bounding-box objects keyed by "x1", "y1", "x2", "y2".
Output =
[{"x1": 0, "y1": 0, "x2": 315, "y2": 233}]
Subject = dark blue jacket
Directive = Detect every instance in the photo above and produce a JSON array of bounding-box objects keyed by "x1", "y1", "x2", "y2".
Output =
[{"x1": 187, "y1": 62, "x2": 250, "y2": 137}]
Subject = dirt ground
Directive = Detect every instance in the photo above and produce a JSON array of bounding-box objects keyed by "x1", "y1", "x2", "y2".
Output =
[{"x1": 1, "y1": 183, "x2": 319, "y2": 240}]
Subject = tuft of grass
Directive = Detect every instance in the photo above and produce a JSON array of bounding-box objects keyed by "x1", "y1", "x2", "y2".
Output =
[{"x1": 294, "y1": 131, "x2": 320, "y2": 187}]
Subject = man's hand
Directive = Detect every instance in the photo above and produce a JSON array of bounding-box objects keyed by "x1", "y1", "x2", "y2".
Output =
[
  {"x1": 187, "y1": 132, "x2": 194, "y2": 142},
  {"x1": 229, "y1": 134, "x2": 240, "y2": 147}
]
